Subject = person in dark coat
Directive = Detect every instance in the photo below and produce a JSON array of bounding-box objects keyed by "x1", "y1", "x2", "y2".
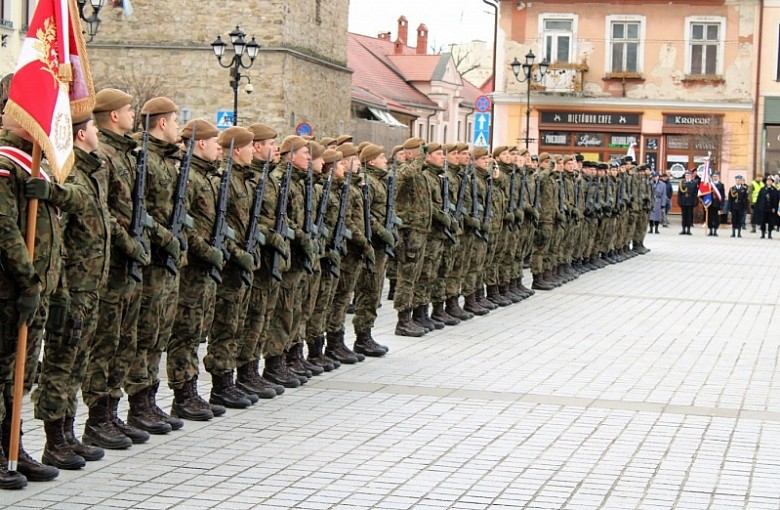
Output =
[
  {"x1": 706, "y1": 171, "x2": 726, "y2": 236},
  {"x1": 728, "y1": 175, "x2": 749, "y2": 238},
  {"x1": 677, "y1": 170, "x2": 699, "y2": 235},
  {"x1": 753, "y1": 175, "x2": 779, "y2": 239},
  {"x1": 648, "y1": 173, "x2": 668, "y2": 234},
  {"x1": 661, "y1": 173, "x2": 672, "y2": 227}
]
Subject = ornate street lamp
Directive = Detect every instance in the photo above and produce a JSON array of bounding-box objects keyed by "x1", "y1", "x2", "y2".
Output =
[
  {"x1": 510, "y1": 50, "x2": 549, "y2": 149},
  {"x1": 211, "y1": 26, "x2": 260, "y2": 126},
  {"x1": 76, "y1": 0, "x2": 106, "y2": 42}
]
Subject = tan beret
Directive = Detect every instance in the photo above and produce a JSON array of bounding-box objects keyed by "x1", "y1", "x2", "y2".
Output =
[
  {"x1": 472, "y1": 147, "x2": 489, "y2": 160},
  {"x1": 360, "y1": 144, "x2": 385, "y2": 163},
  {"x1": 140, "y1": 96, "x2": 178, "y2": 116},
  {"x1": 320, "y1": 136, "x2": 336, "y2": 147},
  {"x1": 247, "y1": 122, "x2": 277, "y2": 141},
  {"x1": 72, "y1": 106, "x2": 93, "y2": 125},
  {"x1": 357, "y1": 141, "x2": 371, "y2": 153},
  {"x1": 562, "y1": 154, "x2": 574, "y2": 163},
  {"x1": 280, "y1": 135, "x2": 307, "y2": 155},
  {"x1": 323, "y1": 149, "x2": 342, "y2": 165},
  {"x1": 443, "y1": 143, "x2": 458, "y2": 154},
  {"x1": 456, "y1": 143, "x2": 470, "y2": 152},
  {"x1": 336, "y1": 134, "x2": 353, "y2": 145},
  {"x1": 426, "y1": 143, "x2": 444, "y2": 155},
  {"x1": 310, "y1": 141, "x2": 325, "y2": 160},
  {"x1": 492, "y1": 145, "x2": 509, "y2": 159},
  {"x1": 538, "y1": 152, "x2": 551, "y2": 162},
  {"x1": 94, "y1": 88, "x2": 132, "y2": 114},
  {"x1": 391, "y1": 145, "x2": 404, "y2": 157},
  {"x1": 180, "y1": 119, "x2": 219, "y2": 141},
  {"x1": 402, "y1": 137, "x2": 425, "y2": 150},
  {"x1": 337, "y1": 143, "x2": 359, "y2": 158},
  {"x1": 518, "y1": 147, "x2": 529, "y2": 156},
  {"x1": 218, "y1": 126, "x2": 254, "y2": 149}
]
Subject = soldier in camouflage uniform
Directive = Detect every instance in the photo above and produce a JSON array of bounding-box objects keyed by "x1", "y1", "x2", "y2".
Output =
[
  {"x1": 126, "y1": 97, "x2": 187, "y2": 435},
  {"x1": 352, "y1": 144, "x2": 396, "y2": 356},
  {"x1": 462, "y1": 148, "x2": 493, "y2": 314},
  {"x1": 530, "y1": 153, "x2": 561, "y2": 290},
  {"x1": 482, "y1": 149, "x2": 509, "y2": 308},
  {"x1": 31, "y1": 109, "x2": 115, "y2": 470},
  {"x1": 384, "y1": 145, "x2": 405, "y2": 301},
  {"x1": 166, "y1": 119, "x2": 227, "y2": 421},
  {"x1": 0, "y1": 114, "x2": 91, "y2": 485},
  {"x1": 204, "y1": 126, "x2": 258, "y2": 409},
  {"x1": 82, "y1": 89, "x2": 150, "y2": 450},
  {"x1": 514, "y1": 148, "x2": 538, "y2": 298},
  {"x1": 492, "y1": 146, "x2": 521, "y2": 305}
]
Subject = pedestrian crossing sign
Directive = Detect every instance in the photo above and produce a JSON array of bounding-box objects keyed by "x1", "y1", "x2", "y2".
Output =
[
  {"x1": 216, "y1": 110, "x2": 234, "y2": 129},
  {"x1": 473, "y1": 112, "x2": 490, "y2": 148}
]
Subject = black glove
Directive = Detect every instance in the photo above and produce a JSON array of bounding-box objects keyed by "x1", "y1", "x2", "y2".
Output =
[
  {"x1": 17, "y1": 284, "x2": 41, "y2": 327},
  {"x1": 24, "y1": 178, "x2": 51, "y2": 200}
]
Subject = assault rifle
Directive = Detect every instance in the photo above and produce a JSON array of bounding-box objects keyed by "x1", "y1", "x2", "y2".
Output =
[
  {"x1": 558, "y1": 169, "x2": 567, "y2": 219},
  {"x1": 302, "y1": 154, "x2": 315, "y2": 274},
  {"x1": 382, "y1": 162, "x2": 402, "y2": 258},
  {"x1": 453, "y1": 163, "x2": 469, "y2": 226},
  {"x1": 270, "y1": 158, "x2": 295, "y2": 282},
  {"x1": 605, "y1": 174, "x2": 613, "y2": 217},
  {"x1": 361, "y1": 166, "x2": 373, "y2": 272},
  {"x1": 481, "y1": 169, "x2": 494, "y2": 238},
  {"x1": 533, "y1": 173, "x2": 541, "y2": 217},
  {"x1": 440, "y1": 158, "x2": 457, "y2": 244},
  {"x1": 616, "y1": 174, "x2": 625, "y2": 216},
  {"x1": 241, "y1": 149, "x2": 272, "y2": 285},
  {"x1": 506, "y1": 164, "x2": 517, "y2": 230},
  {"x1": 328, "y1": 161, "x2": 354, "y2": 278},
  {"x1": 574, "y1": 176, "x2": 581, "y2": 222},
  {"x1": 471, "y1": 166, "x2": 486, "y2": 241},
  {"x1": 163, "y1": 125, "x2": 196, "y2": 275},
  {"x1": 209, "y1": 138, "x2": 235, "y2": 285},
  {"x1": 128, "y1": 113, "x2": 150, "y2": 283},
  {"x1": 314, "y1": 164, "x2": 333, "y2": 247}
]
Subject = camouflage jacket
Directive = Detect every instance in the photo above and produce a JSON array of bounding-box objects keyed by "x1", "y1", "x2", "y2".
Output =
[
  {"x1": 224, "y1": 162, "x2": 257, "y2": 269},
  {"x1": 144, "y1": 135, "x2": 182, "y2": 264},
  {"x1": 0, "y1": 132, "x2": 85, "y2": 298},
  {"x1": 489, "y1": 169, "x2": 507, "y2": 233},
  {"x1": 186, "y1": 154, "x2": 221, "y2": 268},
  {"x1": 364, "y1": 165, "x2": 389, "y2": 244},
  {"x1": 347, "y1": 176, "x2": 371, "y2": 252},
  {"x1": 538, "y1": 169, "x2": 560, "y2": 224},
  {"x1": 520, "y1": 166, "x2": 538, "y2": 218},
  {"x1": 395, "y1": 155, "x2": 432, "y2": 232},
  {"x1": 252, "y1": 158, "x2": 290, "y2": 281},
  {"x1": 422, "y1": 163, "x2": 448, "y2": 241},
  {"x1": 497, "y1": 163, "x2": 517, "y2": 224}
]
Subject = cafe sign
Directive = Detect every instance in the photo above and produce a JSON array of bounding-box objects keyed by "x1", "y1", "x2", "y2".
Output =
[{"x1": 541, "y1": 111, "x2": 641, "y2": 127}]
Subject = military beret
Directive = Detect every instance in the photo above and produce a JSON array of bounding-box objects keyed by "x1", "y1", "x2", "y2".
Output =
[
  {"x1": 472, "y1": 147, "x2": 489, "y2": 160},
  {"x1": 360, "y1": 144, "x2": 385, "y2": 163},
  {"x1": 598, "y1": 163, "x2": 608, "y2": 170},
  {"x1": 247, "y1": 122, "x2": 277, "y2": 141},
  {"x1": 391, "y1": 144, "x2": 404, "y2": 157},
  {"x1": 610, "y1": 160, "x2": 620, "y2": 168},
  {"x1": 426, "y1": 143, "x2": 444, "y2": 155},
  {"x1": 443, "y1": 143, "x2": 458, "y2": 154},
  {"x1": 456, "y1": 143, "x2": 470, "y2": 152},
  {"x1": 509, "y1": 146, "x2": 520, "y2": 154},
  {"x1": 402, "y1": 137, "x2": 425, "y2": 150},
  {"x1": 357, "y1": 141, "x2": 371, "y2": 153},
  {"x1": 711, "y1": 171, "x2": 720, "y2": 176},
  {"x1": 180, "y1": 119, "x2": 219, "y2": 141},
  {"x1": 553, "y1": 154, "x2": 563, "y2": 162},
  {"x1": 310, "y1": 141, "x2": 325, "y2": 160},
  {"x1": 492, "y1": 145, "x2": 509, "y2": 159},
  {"x1": 531, "y1": 154, "x2": 539, "y2": 161},
  {"x1": 94, "y1": 88, "x2": 132, "y2": 113},
  {"x1": 218, "y1": 126, "x2": 254, "y2": 149},
  {"x1": 622, "y1": 156, "x2": 634, "y2": 164},
  {"x1": 71, "y1": 105, "x2": 93, "y2": 125},
  {"x1": 140, "y1": 96, "x2": 177, "y2": 116},
  {"x1": 323, "y1": 149, "x2": 342, "y2": 165},
  {"x1": 575, "y1": 153, "x2": 585, "y2": 162},
  {"x1": 537, "y1": 152, "x2": 551, "y2": 163},
  {"x1": 337, "y1": 143, "x2": 358, "y2": 158},
  {"x1": 321, "y1": 136, "x2": 337, "y2": 147},
  {"x1": 302, "y1": 135, "x2": 315, "y2": 141},
  {"x1": 562, "y1": 155, "x2": 574, "y2": 163},
  {"x1": 280, "y1": 135, "x2": 307, "y2": 155},
  {"x1": 518, "y1": 147, "x2": 529, "y2": 156},
  {"x1": 336, "y1": 134, "x2": 353, "y2": 145},
  {"x1": 684, "y1": 169, "x2": 692, "y2": 175}
]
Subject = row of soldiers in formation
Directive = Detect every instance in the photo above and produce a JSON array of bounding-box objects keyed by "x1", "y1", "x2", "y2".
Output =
[{"x1": 0, "y1": 86, "x2": 655, "y2": 490}]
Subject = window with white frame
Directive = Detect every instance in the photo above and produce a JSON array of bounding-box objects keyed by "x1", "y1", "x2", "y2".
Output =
[
  {"x1": 685, "y1": 16, "x2": 725, "y2": 76},
  {"x1": 541, "y1": 16, "x2": 576, "y2": 64},
  {"x1": 609, "y1": 19, "x2": 641, "y2": 73}
]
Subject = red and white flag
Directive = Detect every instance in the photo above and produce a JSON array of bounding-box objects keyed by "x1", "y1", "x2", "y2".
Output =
[{"x1": 4, "y1": 0, "x2": 94, "y2": 183}]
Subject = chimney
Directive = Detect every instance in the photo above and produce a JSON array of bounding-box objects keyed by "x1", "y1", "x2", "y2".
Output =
[
  {"x1": 416, "y1": 23, "x2": 428, "y2": 55},
  {"x1": 378, "y1": 31, "x2": 391, "y2": 41},
  {"x1": 394, "y1": 39, "x2": 404, "y2": 55},
  {"x1": 397, "y1": 15, "x2": 408, "y2": 46}
]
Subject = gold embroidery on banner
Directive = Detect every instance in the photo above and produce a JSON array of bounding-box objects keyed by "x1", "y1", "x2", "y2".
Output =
[{"x1": 33, "y1": 18, "x2": 60, "y2": 87}]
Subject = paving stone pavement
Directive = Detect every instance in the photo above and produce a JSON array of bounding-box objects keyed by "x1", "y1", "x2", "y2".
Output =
[{"x1": 2, "y1": 220, "x2": 780, "y2": 510}]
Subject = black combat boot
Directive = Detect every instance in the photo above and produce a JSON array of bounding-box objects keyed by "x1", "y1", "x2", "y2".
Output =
[
  {"x1": 387, "y1": 279, "x2": 396, "y2": 300},
  {"x1": 285, "y1": 344, "x2": 312, "y2": 383},
  {"x1": 236, "y1": 363, "x2": 277, "y2": 400},
  {"x1": 325, "y1": 331, "x2": 359, "y2": 364},
  {"x1": 253, "y1": 360, "x2": 284, "y2": 396},
  {"x1": 63, "y1": 416, "x2": 104, "y2": 461},
  {"x1": 108, "y1": 397, "x2": 150, "y2": 444},
  {"x1": 354, "y1": 331, "x2": 387, "y2": 357},
  {"x1": 307, "y1": 335, "x2": 334, "y2": 372},
  {"x1": 42, "y1": 419, "x2": 85, "y2": 470},
  {"x1": 431, "y1": 302, "x2": 459, "y2": 326},
  {"x1": 171, "y1": 383, "x2": 215, "y2": 421},
  {"x1": 147, "y1": 381, "x2": 185, "y2": 429},
  {"x1": 2, "y1": 415, "x2": 59, "y2": 481},
  {"x1": 648, "y1": 222, "x2": 654, "y2": 233},
  {"x1": 423, "y1": 304, "x2": 445, "y2": 329},
  {"x1": 263, "y1": 355, "x2": 301, "y2": 388},
  {"x1": 395, "y1": 310, "x2": 427, "y2": 337},
  {"x1": 128, "y1": 388, "x2": 172, "y2": 435},
  {"x1": 476, "y1": 287, "x2": 498, "y2": 310},
  {"x1": 532, "y1": 272, "x2": 554, "y2": 291},
  {"x1": 500, "y1": 282, "x2": 522, "y2": 303},
  {"x1": 83, "y1": 396, "x2": 133, "y2": 449},
  {"x1": 412, "y1": 305, "x2": 433, "y2": 332},
  {"x1": 209, "y1": 371, "x2": 252, "y2": 409},
  {"x1": 517, "y1": 278, "x2": 535, "y2": 297},
  {"x1": 295, "y1": 342, "x2": 325, "y2": 376},
  {"x1": 0, "y1": 429, "x2": 26, "y2": 489},
  {"x1": 654, "y1": 222, "x2": 660, "y2": 233},
  {"x1": 463, "y1": 293, "x2": 490, "y2": 315},
  {"x1": 445, "y1": 295, "x2": 473, "y2": 320}
]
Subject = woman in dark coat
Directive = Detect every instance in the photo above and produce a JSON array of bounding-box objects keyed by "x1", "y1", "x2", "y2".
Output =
[
  {"x1": 648, "y1": 173, "x2": 668, "y2": 234},
  {"x1": 753, "y1": 175, "x2": 779, "y2": 238}
]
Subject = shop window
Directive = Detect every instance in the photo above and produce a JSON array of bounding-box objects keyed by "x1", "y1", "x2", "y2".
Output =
[
  {"x1": 607, "y1": 17, "x2": 644, "y2": 75},
  {"x1": 0, "y1": 0, "x2": 11, "y2": 29},
  {"x1": 540, "y1": 15, "x2": 576, "y2": 64},
  {"x1": 685, "y1": 17, "x2": 725, "y2": 77}
]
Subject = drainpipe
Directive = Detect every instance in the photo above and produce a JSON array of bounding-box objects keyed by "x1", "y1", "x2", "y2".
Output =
[
  {"x1": 425, "y1": 109, "x2": 437, "y2": 142},
  {"x1": 483, "y1": 0, "x2": 498, "y2": 147},
  {"x1": 464, "y1": 105, "x2": 475, "y2": 144}
]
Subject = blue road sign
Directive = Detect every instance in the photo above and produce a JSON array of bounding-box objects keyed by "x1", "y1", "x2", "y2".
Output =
[
  {"x1": 216, "y1": 110, "x2": 234, "y2": 129},
  {"x1": 296, "y1": 122, "x2": 313, "y2": 137},
  {"x1": 473, "y1": 112, "x2": 490, "y2": 148},
  {"x1": 475, "y1": 95, "x2": 491, "y2": 113}
]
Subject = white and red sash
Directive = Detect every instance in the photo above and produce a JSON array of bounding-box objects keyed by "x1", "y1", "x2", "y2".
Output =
[{"x1": 0, "y1": 146, "x2": 51, "y2": 181}]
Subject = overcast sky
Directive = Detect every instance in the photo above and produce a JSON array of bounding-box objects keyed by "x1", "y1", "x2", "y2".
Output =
[{"x1": 348, "y1": 0, "x2": 495, "y2": 50}]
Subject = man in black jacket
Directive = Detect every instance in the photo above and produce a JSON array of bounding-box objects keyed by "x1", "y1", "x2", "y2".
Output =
[{"x1": 677, "y1": 170, "x2": 698, "y2": 235}]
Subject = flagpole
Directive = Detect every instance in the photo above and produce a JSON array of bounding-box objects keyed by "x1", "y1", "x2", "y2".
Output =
[{"x1": 7, "y1": 142, "x2": 41, "y2": 472}]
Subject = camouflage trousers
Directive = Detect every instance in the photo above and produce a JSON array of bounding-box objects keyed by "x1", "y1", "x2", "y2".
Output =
[
  {"x1": 392, "y1": 229, "x2": 427, "y2": 312},
  {"x1": 166, "y1": 264, "x2": 216, "y2": 390},
  {"x1": 126, "y1": 265, "x2": 178, "y2": 396},
  {"x1": 33, "y1": 289, "x2": 99, "y2": 420},
  {"x1": 309, "y1": 264, "x2": 337, "y2": 340},
  {"x1": 549, "y1": 222, "x2": 566, "y2": 268},
  {"x1": 562, "y1": 219, "x2": 580, "y2": 264},
  {"x1": 633, "y1": 210, "x2": 648, "y2": 245},
  {"x1": 264, "y1": 268, "x2": 304, "y2": 357},
  {"x1": 327, "y1": 252, "x2": 362, "y2": 333},
  {"x1": 385, "y1": 258, "x2": 397, "y2": 281},
  {"x1": 432, "y1": 237, "x2": 459, "y2": 303},
  {"x1": 499, "y1": 224, "x2": 520, "y2": 284},
  {"x1": 238, "y1": 267, "x2": 280, "y2": 367},
  {"x1": 516, "y1": 220, "x2": 536, "y2": 280},
  {"x1": 300, "y1": 266, "x2": 322, "y2": 339},
  {"x1": 462, "y1": 234, "x2": 488, "y2": 295},
  {"x1": 531, "y1": 222, "x2": 554, "y2": 275},
  {"x1": 204, "y1": 266, "x2": 251, "y2": 375},
  {"x1": 446, "y1": 232, "x2": 473, "y2": 298},
  {"x1": 484, "y1": 230, "x2": 502, "y2": 287},
  {"x1": 417, "y1": 235, "x2": 445, "y2": 306},
  {"x1": 353, "y1": 250, "x2": 388, "y2": 333},
  {"x1": 0, "y1": 295, "x2": 49, "y2": 422},
  {"x1": 82, "y1": 266, "x2": 140, "y2": 407}
]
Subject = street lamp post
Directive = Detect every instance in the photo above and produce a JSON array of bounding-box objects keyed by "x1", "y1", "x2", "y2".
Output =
[
  {"x1": 211, "y1": 26, "x2": 260, "y2": 126},
  {"x1": 76, "y1": 0, "x2": 107, "y2": 42},
  {"x1": 510, "y1": 50, "x2": 549, "y2": 149}
]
